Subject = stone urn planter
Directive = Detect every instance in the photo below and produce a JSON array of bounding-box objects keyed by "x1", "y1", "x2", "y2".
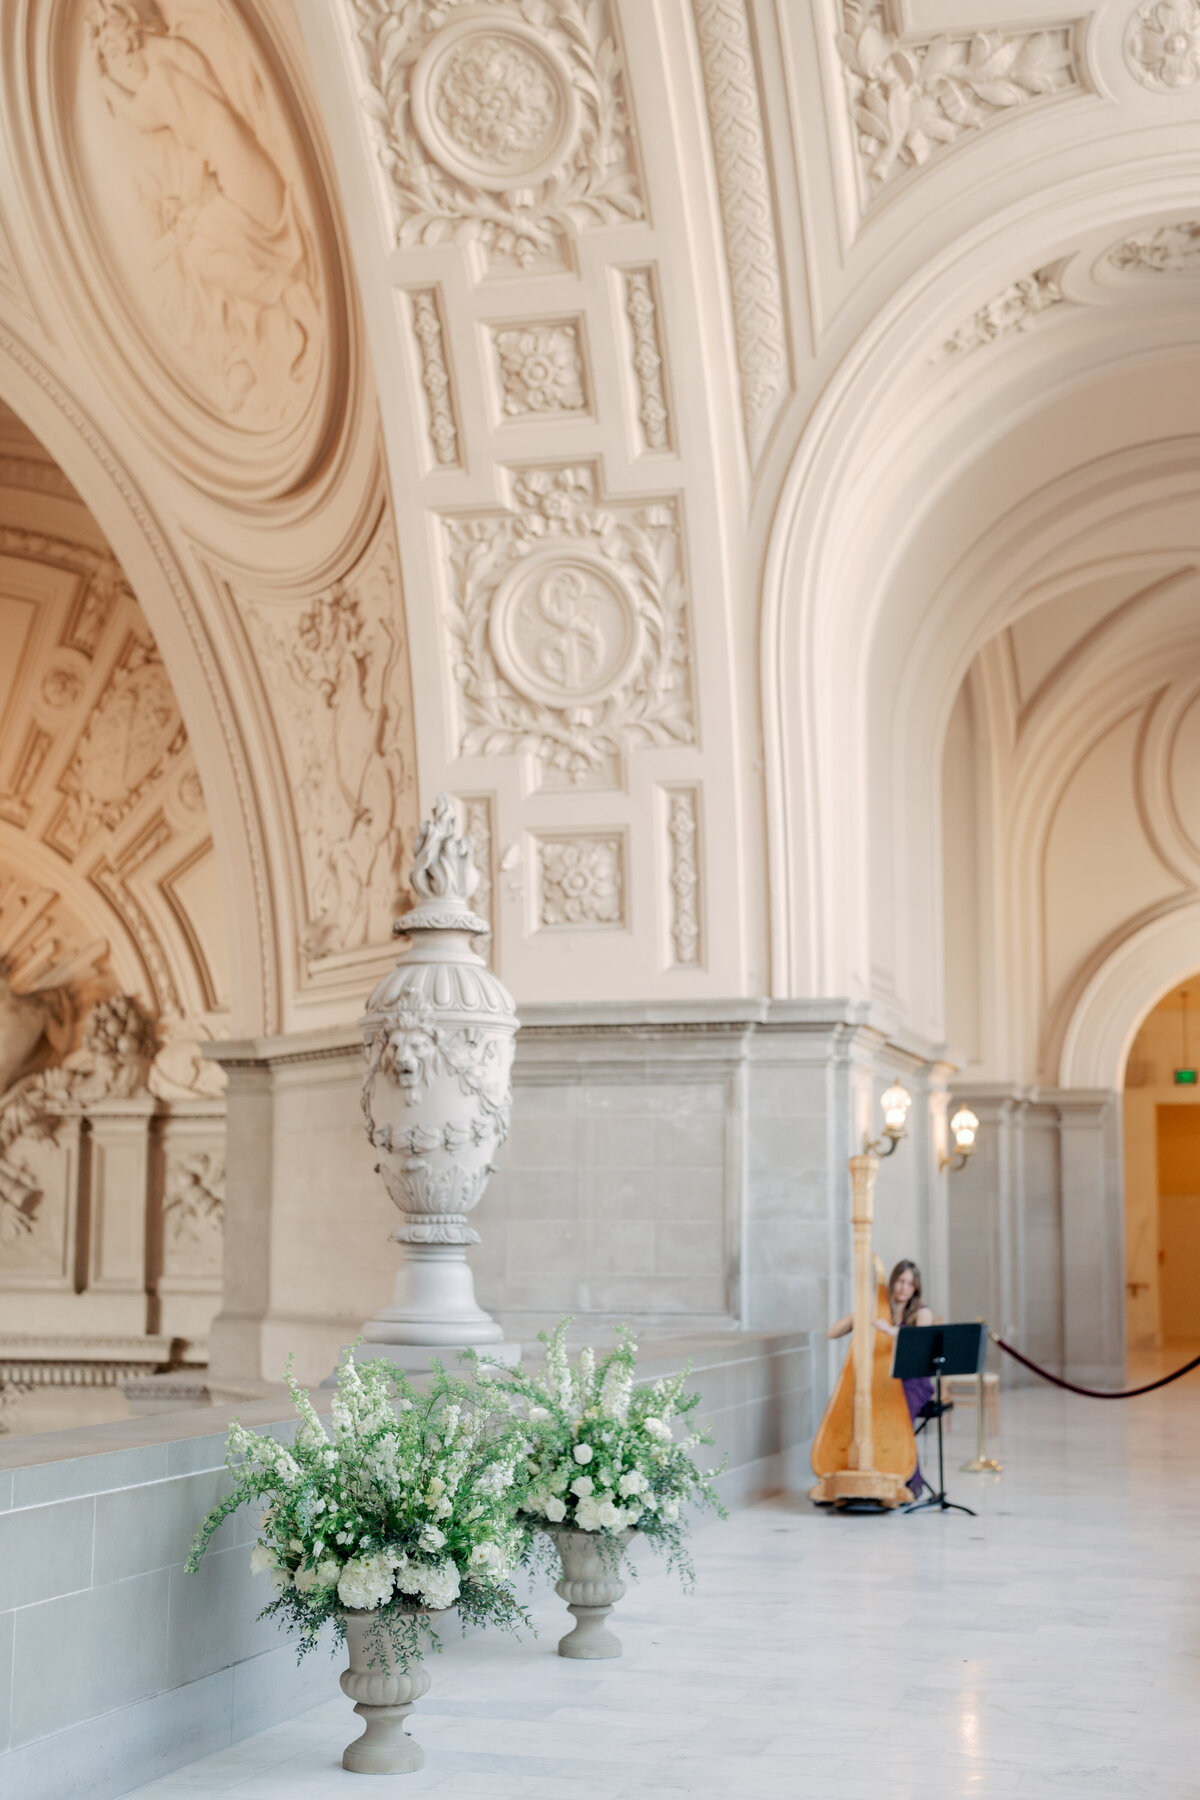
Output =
[
  {"x1": 544, "y1": 1525, "x2": 638, "y2": 1659},
  {"x1": 339, "y1": 1608, "x2": 448, "y2": 1773}
]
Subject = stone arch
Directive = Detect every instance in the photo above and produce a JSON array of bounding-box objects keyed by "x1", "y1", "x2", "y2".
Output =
[{"x1": 1058, "y1": 900, "x2": 1200, "y2": 1091}]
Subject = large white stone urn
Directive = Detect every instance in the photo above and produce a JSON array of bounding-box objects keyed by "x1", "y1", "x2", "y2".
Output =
[
  {"x1": 339, "y1": 1608, "x2": 444, "y2": 1773},
  {"x1": 359, "y1": 794, "x2": 516, "y2": 1347},
  {"x1": 544, "y1": 1525, "x2": 638, "y2": 1658}
]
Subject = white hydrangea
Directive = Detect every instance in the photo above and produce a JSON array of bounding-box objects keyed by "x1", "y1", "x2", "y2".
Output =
[
  {"x1": 642, "y1": 1417, "x2": 672, "y2": 1441},
  {"x1": 294, "y1": 1562, "x2": 338, "y2": 1595},
  {"x1": 418, "y1": 1524, "x2": 446, "y2": 1553},
  {"x1": 574, "y1": 1496, "x2": 603, "y2": 1531},
  {"x1": 269, "y1": 1567, "x2": 293, "y2": 1595},
  {"x1": 337, "y1": 1551, "x2": 396, "y2": 1612},
  {"x1": 618, "y1": 1469, "x2": 648, "y2": 1497},
  {"x1": 396, "y1": 1559, "x2": 461, "y2": 1611}
]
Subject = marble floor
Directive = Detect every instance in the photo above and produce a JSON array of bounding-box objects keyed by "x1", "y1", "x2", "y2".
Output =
[{"x1": 121, "y1": 1371, "x2": 1200, "y2": 1800}]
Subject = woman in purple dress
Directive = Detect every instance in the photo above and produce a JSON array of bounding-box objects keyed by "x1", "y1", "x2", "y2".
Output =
[{"x1": 828, "y1": 1258, "x2": 935, "y2": 1497}]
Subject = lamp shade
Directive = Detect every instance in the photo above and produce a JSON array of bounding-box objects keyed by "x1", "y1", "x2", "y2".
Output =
[
  {"x1": 880, "y1": 1080, "x2": 912, "y2": 1135},
  {"x1": 949, "y1": 1105, "x2": 979, "y2": 1152}
]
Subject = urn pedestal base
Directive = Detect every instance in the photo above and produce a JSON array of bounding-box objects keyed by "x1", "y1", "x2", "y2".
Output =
[
  {"x1": 339, "y1": 1340, "x2": 522, "y2": 1378},
  {"x1": 342, "y1": 1699, "x2": 424, "y2": 1774},
  {"x1": 339, "y1": 1609, "x2": 438, "y2": 1776},
  {"x1": 546, "y1": 1526, "x2": 637, "y2": 1660}
]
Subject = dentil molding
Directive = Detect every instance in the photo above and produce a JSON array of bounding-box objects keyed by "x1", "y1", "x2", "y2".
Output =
[
  {"x1": 344, "y1": 0, "x2": 645, "y2": 267},
  {"x1": 440, "y1": 463, "x2": 696, "y2": 786}
]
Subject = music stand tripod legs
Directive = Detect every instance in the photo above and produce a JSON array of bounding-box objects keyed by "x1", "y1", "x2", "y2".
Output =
[{"x1": 904, "y1": 1359, "x2": 975, "y2": 1516}]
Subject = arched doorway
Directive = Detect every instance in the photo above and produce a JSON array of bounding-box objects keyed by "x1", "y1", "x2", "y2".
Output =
[{"x1": 1124, "y1": 978, "x2": 1200, "y2": 1365}]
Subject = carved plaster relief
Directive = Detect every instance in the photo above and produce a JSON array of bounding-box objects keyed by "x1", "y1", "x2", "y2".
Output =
[
  {"x1": 623, "y1": 269, "x2": 671, "y2": 453},
  {"x1": 1125, "y1": 1, "x2": 1200, "y2": 88},
  {"x1": 491, "y1": 321, "x2": 587, "y2": 416},
  {"x1": 665, "y1": 787, "x2": 701, "y2": 967},
  {"x1": 162, "y1": 1150, "x2": 224, "y2": 1275},
  {"x1": 244, "y1": 511, "x2": 418, "y2": 963},
  {"x1": 1106, "y1": 220, "x2": 1200, "y2": 272},
  {"x1": 938, "y1": 262, "x2": 1068, "y2": 358},
  {"x1": 457, "y1": 793, "x2": 495, "y2": 954},
  {"x1": 691, "y1": 0, "x2": 789, "y2": 466},
  {"x1": 441, "y1": 464, "x2": 696, "y2": 786},
  {"x1": 345, "y1": 0, "x2": 645, "y2": 269},
  {"x1": 536, "y1": 833, "x2": 625, "y2": 928},
  {"x1": 63, "y1": 0, "x2": 337, "y2": 495},
  {"x1": 836, "y1": 6, "x2": 1080, "y2": 200},
  {"x1": 409, "y1": 289, "x2": 461, "y2": 466},
  {"x1": 48, "y1": 637, "x2": 185, "y2": 858}
]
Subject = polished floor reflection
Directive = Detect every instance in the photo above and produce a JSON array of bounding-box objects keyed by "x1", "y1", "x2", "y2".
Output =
[{"x1": 121, "y1": 1374, "x2": 1200, "y2": 1799}]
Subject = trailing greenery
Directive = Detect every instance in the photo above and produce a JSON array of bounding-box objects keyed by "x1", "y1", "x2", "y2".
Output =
[
  {"x1": 469, "y1": 1319, "x2": 726, "y2": 1583},
  {"x1": 185, "y1": 1352, "x2": 531, "y2": 1667}
]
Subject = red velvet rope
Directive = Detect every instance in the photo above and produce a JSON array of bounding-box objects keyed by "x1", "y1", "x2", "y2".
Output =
[{"x1": 993, "y1": 1334, "x2": 1200, "y2": 1398}]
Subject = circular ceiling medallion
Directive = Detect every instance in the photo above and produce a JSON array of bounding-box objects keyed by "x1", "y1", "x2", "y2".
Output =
[
  {"x1": 411, "y1": 19, "x2": 580, "y2": 192},
  {"x1": 489, "y1": 550, "x2": 642, "y2": 709}
]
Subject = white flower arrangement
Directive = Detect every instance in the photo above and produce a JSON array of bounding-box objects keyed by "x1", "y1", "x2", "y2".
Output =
[
  {"x1": 471, "y1": 1320, "x2": 726, "y2": 1580},
  {"x1": 186, "y1": 1353, "x2": 530, "y2": 1665}
]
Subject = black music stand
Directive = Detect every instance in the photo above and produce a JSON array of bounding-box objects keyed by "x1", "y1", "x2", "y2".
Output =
[{"x1": 893, "y1": 1322, "x2": 987, "y2": 1517}]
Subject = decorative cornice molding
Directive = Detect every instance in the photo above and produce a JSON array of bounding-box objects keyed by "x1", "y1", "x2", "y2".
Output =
[
  {"x1": 691, "y1": 0, "x2": 789, "y2": 467},
  {"x1": 837, "y1": 5, "x2": 1080, "y2": 200}
]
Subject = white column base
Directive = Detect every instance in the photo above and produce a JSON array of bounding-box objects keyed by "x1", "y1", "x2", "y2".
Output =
[{"x1": 362, "y1": 1244, "x2": 504, "y2": 1346}]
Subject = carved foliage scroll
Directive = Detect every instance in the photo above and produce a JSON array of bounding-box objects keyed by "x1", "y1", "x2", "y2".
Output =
[
  {"x1": 409, "y1": 288, "x2": 460, "y2": 466},
  {"x1": 836, "y1": 5, "x2": 1080, "y2": 200},
  {"x1": 1106, "y1": 220, "x2": 1200, "y2": 273},
  {"x1": 245, "y1": 513, "x2": 418, "y2": 962},
  {"x1": 691, "y1": 0, "x2": 789, "y2": 466},
  {"x1": 441, "y1": 465, "x2": 695, "y2": 785},
  {"x1": 346, "y1": 0, "x2": 645, "y2": 266},
  {"x1": 624, "y1": 269, "x2": 671, "y2": 452},
  {"x1": 938, "y1": 262, "x2": 1068, "y2": 359},
  {"x1": 666, "y1": 788, "x2": 700, "y2": 967}
]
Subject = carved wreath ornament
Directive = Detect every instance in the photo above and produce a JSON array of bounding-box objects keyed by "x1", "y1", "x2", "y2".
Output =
[
  {"x1": 347, "y1": 0, "x2": 644, "y2": 263},
  {"x1": 837, "y1": 4, "x2": 1077, "y2": 194},
  {"x1": 443, "y1": 466, "x2": 695, "y2": 782}
]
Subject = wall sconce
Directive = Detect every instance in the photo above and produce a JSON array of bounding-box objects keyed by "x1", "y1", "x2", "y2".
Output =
[
  {"x1": 940, "y1": 1105, "x2": 979, "y2": 1174},
  {"x1": 865, "y1": 1079, "x2": 912, "y2": 1157}
]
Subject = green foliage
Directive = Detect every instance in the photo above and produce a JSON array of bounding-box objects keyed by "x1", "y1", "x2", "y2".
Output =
[
  {"x1": 468, "y1": 1319, "x2": 726, "y2": 1584},
  {"x1": 186, "y1": 1352, "x2": 532, "y2": 1667}
]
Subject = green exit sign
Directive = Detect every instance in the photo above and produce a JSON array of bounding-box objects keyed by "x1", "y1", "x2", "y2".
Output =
[{"x1": 1175, "y1": 1068, "x2": 1198, "y2": 1085}]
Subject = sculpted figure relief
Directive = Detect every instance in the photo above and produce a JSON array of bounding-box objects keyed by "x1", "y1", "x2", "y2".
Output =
[{"x1": 84, "y1": 0, "x2": 320, "y2": 426}]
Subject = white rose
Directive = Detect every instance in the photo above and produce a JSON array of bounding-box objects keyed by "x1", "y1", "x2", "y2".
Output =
[
  {"x1": 662, "y1": 1499, "x2": 680, "y2": 1523},
  {"x1": 544, "y1": 1496, "x2": 567, "y2": 1522},
  {"x1": 528, "y1": 1405, "x2": 550, "y2": 1423},
  {"x1": 269, "y1": 1568, "x2": 292, "y2": 1595},
  {"x1": 618, "y1": 1470, "x2": 648, "y2": 1497},
  {"x1": 249, "y1": 1543, "x2": 278, "y2": 1575},
  {"x1": 596, "y1": 1499, "x2": 623, "y2": 1529},
  {"x1": 419, "y1": 1524, "x2": 446, "y2": 1553},
  {"x1": 470, "y1": 1541, "x2": 504, "y2": 1574},
  {"x1": 570, "y1": 1475, "x2": 594, "y2": 1498},
  {"x1": 572, "y1": 1444, "x2": 593, "y2": 1464},
  {"x1": 317, "y1": 1559, "x2": 340, "y2": 1585},
  {"x1": 623, "y1": 1504, "x2": 642, "y2": 1525}
]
